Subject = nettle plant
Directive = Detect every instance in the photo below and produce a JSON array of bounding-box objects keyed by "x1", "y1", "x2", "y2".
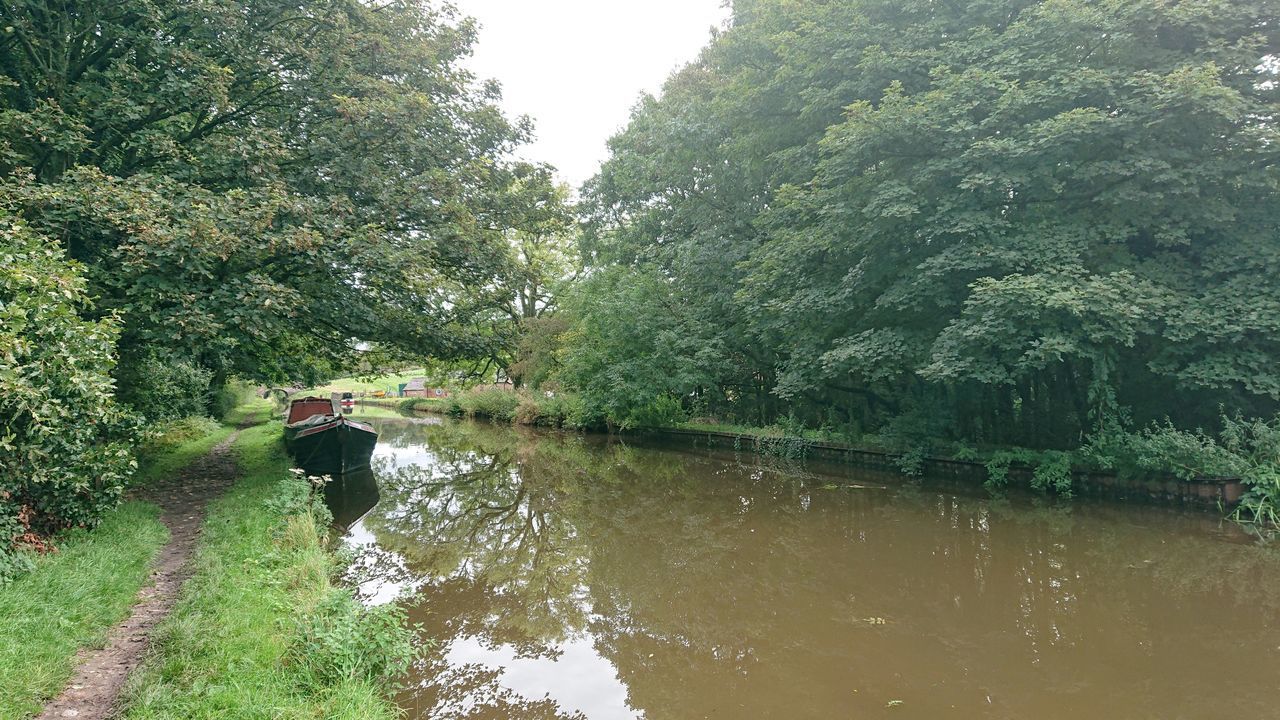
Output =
[{"x1": 0, "y1": 214, "x2": 136, "y2": 579}]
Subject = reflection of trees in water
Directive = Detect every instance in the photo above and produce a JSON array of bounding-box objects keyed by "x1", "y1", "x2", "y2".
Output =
[
  {"x1": 396, "y1": 576, "x2": 587, "y2": 720},
  {"x1": 362, "y1": 418, "x2": 1280, "y2": 719},
  {"x1": 355, "y1": 414, "x2": 448, "y2": 449},
  {"x1": 402, "y1": 660, "x2": 586, "y2": 720},
  {"x1": 364, "y1": 422, "x2": 603, "y2": 646}
]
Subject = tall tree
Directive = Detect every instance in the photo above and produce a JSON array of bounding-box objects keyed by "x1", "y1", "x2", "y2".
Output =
[
  {"x1": 576, "y1": 0, "x2": 1280, "y2": 443},
  {"x1": 0, "y1": 0, "x2": 537, "y2": 394}
]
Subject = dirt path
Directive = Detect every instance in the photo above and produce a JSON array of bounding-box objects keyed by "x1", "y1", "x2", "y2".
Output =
[{"x1": 36, "y1": 432, "x2": 243, "y2": 720}]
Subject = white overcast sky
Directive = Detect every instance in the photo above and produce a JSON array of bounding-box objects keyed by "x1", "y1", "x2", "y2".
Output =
[{"x1": 454, "y1": 0, "x2": 730, "y2": 189}]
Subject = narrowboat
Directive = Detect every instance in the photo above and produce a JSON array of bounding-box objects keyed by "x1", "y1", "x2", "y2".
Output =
[{"x1": 283, "y1": 396, "x2": 378, "y2": 476}]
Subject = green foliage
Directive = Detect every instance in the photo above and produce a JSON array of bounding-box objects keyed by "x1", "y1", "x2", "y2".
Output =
[
  {"x1": 137, "y1": 417, "x2": 223, "y2": 459},
  {"x1": 1031, "y1": 451, "x2": 1074, "y2": 496},
  {"x1": 625, "y1": 395, "x2": 688, "y2": 430},
  {"x1": 1084, "y1": 414, "x2": 1280, "y2": 523},
  {"x1": 984, "y1": 451, "x2": 1026, "y2": 491},
  {"x1": 119, "y1": 424, "x2": 402, "y2": 719},
  {"x1": 446, "y1": 386, "x2": 600, "y2": 430},
  {"x1": 210, "y1": 381, "x2": 258, "y2": 422},
  {"x1": 116, "y1": 353, "x2": 212, "y2": 422},
  {"x1": 559, "y1": 267, "x2": 730, "y2": 429},
  {"x1": 571, "y1": 0, "x2": 1280, "y2": 459},
  {"x1": 509, "y1": 315, "x2": 572, "y2": 389},
  {"x1": 895, "y1": 446, "x2": 928, "y2": 478},
  {"x1": 758, "y1": 434, "x2": 814, "y2": 462},
  {"x1": 1, "y1": 0, "x2": 545, "y2": 389},
  {"x1": 0, "y1": 213, "x2": 136, "y2": 565},
  {"x1": 288, "y1": 589, "x2": 419, "y2": 692},
  {"x1": 452, "y1": 387, "x2": 522, "y2": 422}
]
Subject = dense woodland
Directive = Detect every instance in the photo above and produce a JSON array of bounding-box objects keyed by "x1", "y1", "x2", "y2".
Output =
[
  {"x1": 562, "y1": 0, "x2": 1280, "y2": 441},
  {"x1": 4, "y1": 0, "x2": 1280, "y2": 568}
]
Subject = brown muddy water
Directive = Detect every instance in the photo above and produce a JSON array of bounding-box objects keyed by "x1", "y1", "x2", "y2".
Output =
[{"x1": 331, "y1": 412, "x2": 1280, "y2": 720}]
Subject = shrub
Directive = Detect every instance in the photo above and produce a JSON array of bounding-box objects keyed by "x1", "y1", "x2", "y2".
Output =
[
  {"x1": 288, "y1": 588, "x2": 419, "y2": 692},
  {"x1": 512, "y1": 391, "x2": 593, "y2": 428},
  {"x1": 136, "y1": 416, "x2": 222, "y2": 459},
  {"x1": 622, "y1": 394, "x2": 686, "y2": 429},
  {"x1": 0, "y1": 214, "x2": 136, "y2": 580},
  {"x1": 454, "y1": 387, "x2": 520, "y2": 422},
  {"x1": 983, "y1": 448, "x2": 1074, "y2": 497},
  {"x1": 514, "y1": 393, "x2": 543, "y2": 426},
  {"x1": 212, "y1": 381, "x2": 258, "y2": 421},
  {"x1": 116, "y1": 352, "x2": 212, "y2": 422},
  {"x1": 895, "y1": 445, "x2": 928, "y2": 477},
  {"x1": 1081, "y1": 413, "x2": 1280, "y2": 521},
  {"x1": 560, "y1": 394, "x2": 601, "y2": 429}
]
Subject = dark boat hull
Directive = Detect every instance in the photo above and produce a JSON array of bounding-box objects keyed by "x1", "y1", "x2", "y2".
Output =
[
  {"x1": 284, "y1": 416, "x2": 378, "y2": 476},
  {"x1": 322, "y1": 468, "x2": 380, "y2": 532}
]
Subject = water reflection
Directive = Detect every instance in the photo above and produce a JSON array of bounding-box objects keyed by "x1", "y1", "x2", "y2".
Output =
[
  {"x1": 323, "y1": 468, "x2": 379, "y2": 532},
  {"x1": 332, "y1": 415, "x2": 1280, "y2": 720}
]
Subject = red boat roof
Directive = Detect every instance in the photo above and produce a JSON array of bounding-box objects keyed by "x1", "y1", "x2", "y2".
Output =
[{"x1": 287, "y1": 397, "x2": 335, "y2": 424}]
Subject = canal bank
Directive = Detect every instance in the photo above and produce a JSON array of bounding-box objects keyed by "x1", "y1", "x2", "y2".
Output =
[
  {"x1": 365, "y1": 399, "x2": 1245, "y2": 512},
  {"x1": 3, "y1": 402, "x2": 414, "y2": 720}
]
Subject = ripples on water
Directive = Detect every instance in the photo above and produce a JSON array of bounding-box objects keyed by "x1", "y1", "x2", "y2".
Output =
[{"x1": 329, "y1": 412, "x2": 1280, "y2": 720}]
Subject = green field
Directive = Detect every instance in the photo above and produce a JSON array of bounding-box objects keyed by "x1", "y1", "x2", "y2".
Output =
[{"x1": 293, "y1": 369, "x2": 427, "y2": 398}]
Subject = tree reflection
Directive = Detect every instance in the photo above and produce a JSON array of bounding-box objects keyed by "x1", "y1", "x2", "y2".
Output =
[
  {"x1": 355, "y1": 417, "x2": 1280, "y2": 720},
  {"x1": 363, "y1": 422, "x2": 600, "y2": 649}
]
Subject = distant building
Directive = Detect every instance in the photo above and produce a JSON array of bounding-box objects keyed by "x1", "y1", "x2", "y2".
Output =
[
  {"x1": 402, "y1": 378, "x2": 450, "y2": 399},
  {"x1": 402, "y1": 378, "x2": 428, "y2": 397}
]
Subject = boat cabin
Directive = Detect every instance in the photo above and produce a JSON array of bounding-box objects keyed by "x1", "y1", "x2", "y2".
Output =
[{"x1": 287, "y1": 397, "x2": 336, "y2": 424}]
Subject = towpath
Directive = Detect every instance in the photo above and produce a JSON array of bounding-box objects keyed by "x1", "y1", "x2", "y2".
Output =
[{"x1": 35, "y1": 432, "x2": 242, "y2": 720}]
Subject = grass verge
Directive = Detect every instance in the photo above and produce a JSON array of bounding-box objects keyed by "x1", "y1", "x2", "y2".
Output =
[
  {"x1": 0, "y1": 502, "x2": 168, "y2": 718},
  {"x1": 118, "y1": 422, "x2": 412, "y2": 720},
  {"x1": 135, "y1": 418, "x2": 235, "y2": 487},
  {"x1": 0, "y1": 412, "x2": 244, "y2": 719}
]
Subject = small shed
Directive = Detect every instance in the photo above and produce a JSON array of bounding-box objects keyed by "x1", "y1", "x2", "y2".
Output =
[{"x1": 402, "y1": 378, "x2": 428, "y2": 398}]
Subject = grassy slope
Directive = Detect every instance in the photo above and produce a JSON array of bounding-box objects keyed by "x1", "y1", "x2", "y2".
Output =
[
  {"x1": 0, "y1": 418, "x2": 240, "y2": 719},
  {"x1": 295, "y1": 368, "x2": 426, "y2": 398},
  {"x1": 119, "y1": 412, "x2": 398, "y2": 720}
]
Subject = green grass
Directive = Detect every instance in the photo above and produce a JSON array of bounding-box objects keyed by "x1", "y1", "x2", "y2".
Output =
[
  {"x1": 0, "y1": 412, "x2": 247, "y2": 719},
  {"x1": 118, "y1": 423, "x2": 402, "y2": 720},
  {"x1": 295, "y1": 368, "x2": 426, "y2": 398},
  {"x1": 223, "y1": 398, "x2": 278, "y2": 428},
  {"x1": 136, "y1": 419, "x2": 235, "y2": 487},
  {"x1": 0, "y1": 505, "x2": 169, "y2": 718},
  {"x1": 677, "y1": 420, "x2": 841, "y2": 443},
  {"x1": 397, "y1": 397, "x2": 450, "y2": 414}
]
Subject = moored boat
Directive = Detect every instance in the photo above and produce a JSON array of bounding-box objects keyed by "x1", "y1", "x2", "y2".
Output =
[{"x1": 284, "y1": 396, "x2": 378, "y2": 475}]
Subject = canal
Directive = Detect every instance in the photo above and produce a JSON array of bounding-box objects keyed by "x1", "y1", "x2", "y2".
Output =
[{"x1": 328, "y1": 410, "x2": 1280, "y2": 719}]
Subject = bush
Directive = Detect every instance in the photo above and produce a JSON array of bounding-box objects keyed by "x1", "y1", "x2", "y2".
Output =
[
  {"x1": 288, "y1": 588, "x2": 419, "y2": 692},
  {"x1": 622, "y1": 394, "x2": 686, "y2": 429},
  {"x1": 116, "y1": 352, "x2": 212, "y2": 422},
  {"x1": 1082, "y1": 413, "x2": 1280, "y2": 523},
  {"x1": 136, "y1": 416, "x2": 223, "y2": 459},
  {"x1": 560, "y1": 394, "x2": 601, "y2": 429},
  {"x1": 212, "y1": 381, "x2": 258, "y2": 421},
  {"x1": 453, "y1": 387, "x2": 520, "y2": 422},
  {"x1": 980, "y1": 447, "x2": 1075, "y2": 497},
  {"x1": 0, "y1": 215, "x2": 136, "y2": 580},
  {"x1": 514, "y1": 393, "x2": 542, "y2": 426},
  {"x1": 512, "y1": 391, "x2": 594, "y2": 428}
]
